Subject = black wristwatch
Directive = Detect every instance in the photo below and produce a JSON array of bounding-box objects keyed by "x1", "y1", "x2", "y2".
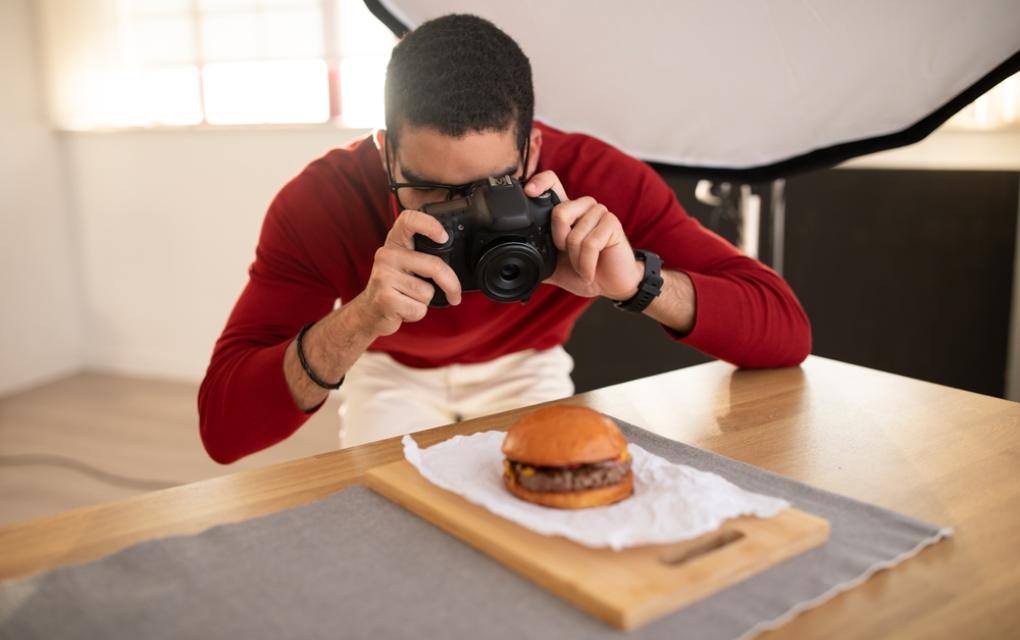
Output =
[{"x1": 614, "y1": 250, "x2": 664, "y2": 313}]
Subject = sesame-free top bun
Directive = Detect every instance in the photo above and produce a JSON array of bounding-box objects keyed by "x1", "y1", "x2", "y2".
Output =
[{"x1": 501, "y1": 405, "x2": 627, "y2": 467}]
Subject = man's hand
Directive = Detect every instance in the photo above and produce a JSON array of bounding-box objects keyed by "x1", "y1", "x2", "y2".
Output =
[
  {"x1": 349, "y1": 209, "x2": 462, "y2": 337},
  {"x1": 525, "y1": 171, "x2": 643, "y2": 300},
  {"x1": 283, "y1": 209, "x2": 460, "y2": 412}
]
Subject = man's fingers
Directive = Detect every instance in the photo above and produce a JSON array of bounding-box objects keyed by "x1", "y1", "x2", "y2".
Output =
[
  {"x1": 524, "y1": 170, "x2": 568, "y2": 202},
  {"x1": 391, "y1": 270, "x2": 438, "y2": 306},
  {"x1": 551, "y1": 196, "x2": 597, "y2": 250},
  {"x1": 564, "y1": 205, "x2": 608, "y2": 280},
  {"x1": 411, "y1": 256, "x2": 462, "y2": 306},
  {"x1": 378, "y1": 286, "x2": 428, "y2": 323},
  {"x1": 578, "y1": 219, "x2": 616, "y2": 283},
  {"x1": 385, "y1": 247, "x2": 462, "y2": 305},
  {"x1": 388, "y1": 209, "x2": 448, "y2": 249},
  {"x1": 567, "y1": 206, "x2": 608, "y2": 282}
]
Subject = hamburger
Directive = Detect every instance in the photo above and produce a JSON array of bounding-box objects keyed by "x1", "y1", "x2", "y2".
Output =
[{"x1": 501, "y1": 405, "x2": 634, "y2": 509}]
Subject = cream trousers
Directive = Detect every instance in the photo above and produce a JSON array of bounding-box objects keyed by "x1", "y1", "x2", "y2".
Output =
[{"x1": 336, "y1": 346, "x2": 575, "y2": 448}]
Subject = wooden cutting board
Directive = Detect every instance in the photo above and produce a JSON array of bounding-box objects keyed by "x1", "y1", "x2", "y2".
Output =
[{"x1": 364, "y1": 459, "x2": 830, "y2": 631}]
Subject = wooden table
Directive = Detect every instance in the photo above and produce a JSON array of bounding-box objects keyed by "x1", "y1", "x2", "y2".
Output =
[{"x1": 2, "y1": 356, "x2": 1018, "y2": 638}]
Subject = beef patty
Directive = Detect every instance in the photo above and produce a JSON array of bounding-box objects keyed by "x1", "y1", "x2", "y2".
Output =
[{"x1": 507, "y1": 457, "x2": 632, "y2": 493}]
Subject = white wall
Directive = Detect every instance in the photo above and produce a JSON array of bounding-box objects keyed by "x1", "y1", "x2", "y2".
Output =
[
  {"x1": 0, "y1": 0, "x2": 83, "y2": 395},
  {"x1": 64, "y1": 127, "x2": 365, "y2": 381}
]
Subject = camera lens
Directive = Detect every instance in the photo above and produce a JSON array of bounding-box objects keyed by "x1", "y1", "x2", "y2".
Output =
[
  {"x1": 477, "y1": 242, "x2": 543, "y2": 302},
  {"x1": 500, "y1": 264, "x2": 521, "y2": 280}
]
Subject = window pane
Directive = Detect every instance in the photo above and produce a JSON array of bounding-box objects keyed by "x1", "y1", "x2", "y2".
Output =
[
  {"x1": 340, "y1": 55, "x2": 387, "y2": 128},
  {"x1": 259, "y1": 7, "x2": 324, "y2": 59},
  {"x1": 202, "y1": 59, "x2": 329, "y2": 124},
  {"x1": 336, "y1": 0, "x2": 394, "y2": 126},
  {"x1": 201, "y1": 11, "x2": 258, "y2": 61},
  {"x1": 338, "y1": 0, "x2": 396, "y2": 57},
  {"x1": 137, "y1": 66, "x2": 204, "y2": 125},
  {"x1": 124, "y1": 0, "x2": 192, "y2": 14},
  {"x1": 260, "y1": 0, "x2": 319, "y2": 7},
  {"x1": 201, "y1": 5, "x2": 323, "y2": 62},
  {"x1": 84, "y1": 71, "x2": 150, "y2": 128},
  {"x1": 198, "y1": 0, "x2": 255, "y2": 11},
  {"x1": 87, "y1": 66, "x2": 201, "y2": 127},
  {"x1": 198, "y1": 0, "x2": 318, "y2": 11},
  {"x1": 122, "y1": 15, "x2": 196, "y2": 65}
]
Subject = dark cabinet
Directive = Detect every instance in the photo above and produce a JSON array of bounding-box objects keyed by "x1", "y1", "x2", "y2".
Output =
[{"x1": 565, "y1": 168, "x2": 1019, "y2": 398}]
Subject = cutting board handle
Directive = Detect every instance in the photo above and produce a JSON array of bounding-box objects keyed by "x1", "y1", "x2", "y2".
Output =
[{"x1": 658, "y1": 529, "x2": 746, "y2": 566}]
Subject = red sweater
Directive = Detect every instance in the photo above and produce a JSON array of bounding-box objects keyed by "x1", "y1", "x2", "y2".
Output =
[{"x1": 199, "y1": 123, "x2": 811, "y2": 463}]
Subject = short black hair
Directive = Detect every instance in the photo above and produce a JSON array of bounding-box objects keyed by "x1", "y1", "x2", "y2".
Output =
[{"x1": 384, "y1": 14, "x2": 534, "y2": 152}]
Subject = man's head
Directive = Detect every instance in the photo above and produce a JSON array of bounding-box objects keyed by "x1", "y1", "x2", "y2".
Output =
[{"x1": 381, "y1": 14, "x2": 540, "y2": 211}]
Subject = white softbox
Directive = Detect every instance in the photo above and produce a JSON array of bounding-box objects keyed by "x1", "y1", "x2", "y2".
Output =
[{"x1": 366, "y1": 0, "x2": 1020, "y2": 181}]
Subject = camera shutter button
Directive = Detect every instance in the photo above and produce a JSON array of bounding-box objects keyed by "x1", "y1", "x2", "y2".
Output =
[
  {"x1": 413, "y1": 231, "x2": 452, "y2": 252},
  {"x1": 438, "y1": 227, "x2": 455, "y2": 249},
  {"x1": 534, "y1": 189, "x2": 560, "y2": 206}
]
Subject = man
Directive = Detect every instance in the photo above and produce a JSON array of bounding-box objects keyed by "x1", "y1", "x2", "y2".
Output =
[{"x1": 198, "y1": 14, "x2": 811, "y2": 464}]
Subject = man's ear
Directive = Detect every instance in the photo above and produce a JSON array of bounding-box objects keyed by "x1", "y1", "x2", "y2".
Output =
[
  {"x1": 526, "y1": 127, "x2": 543, "y2": 177},
  {"x1": 374, "y1": 129, "x2": 390, "y2": 175}
]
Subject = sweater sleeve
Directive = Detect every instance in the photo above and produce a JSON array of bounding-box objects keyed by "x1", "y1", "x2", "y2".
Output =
[
  {"x1": 198, "y1": 176, "x2": 338, "y2": 464},
  {"x1": 606, "y1": 152, "x2": 811, "y2": 368}
]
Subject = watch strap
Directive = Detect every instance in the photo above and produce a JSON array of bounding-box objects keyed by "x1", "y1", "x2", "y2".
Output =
[{"x1": 614, "y1": 250, "x2": 664, "y2": 313}]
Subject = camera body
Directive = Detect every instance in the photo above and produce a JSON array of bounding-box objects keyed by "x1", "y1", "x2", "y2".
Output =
[{"x1": 413, "y1": 175, "x2": 560, "y2": 307}]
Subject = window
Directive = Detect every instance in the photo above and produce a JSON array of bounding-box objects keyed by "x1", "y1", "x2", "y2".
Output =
[
  {"x1": 37, "y1": 0, "x2": 396, "y2": 129},
  {"x1": 944, "y1": 72, "x2": 1019, "y2": 131}
]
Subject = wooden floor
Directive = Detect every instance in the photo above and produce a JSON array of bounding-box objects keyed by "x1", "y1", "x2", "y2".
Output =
[{"x1": 0, "y1": 372, "x2": 342, "y2": 527}]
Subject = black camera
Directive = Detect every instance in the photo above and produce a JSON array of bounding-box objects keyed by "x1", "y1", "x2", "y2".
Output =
[{"x1": 413, "y1": 176, "x2": 560, "y2": 307}]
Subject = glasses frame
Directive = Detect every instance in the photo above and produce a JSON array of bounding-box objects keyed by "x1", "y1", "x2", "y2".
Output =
[{"x1": 384, "y1": 131, "x2": 532, "y2": 212}]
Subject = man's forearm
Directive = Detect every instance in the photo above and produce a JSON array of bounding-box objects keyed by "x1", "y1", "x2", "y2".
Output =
[
  {"x1": 283, "y1": 297, "x2": 379, "y2": 411},
  {"x1": 642, "y1": 269, "x2": 696, "y2": 335},
  {"x1": 286, "y1": 269, "x2": 695, "y2": 411}
]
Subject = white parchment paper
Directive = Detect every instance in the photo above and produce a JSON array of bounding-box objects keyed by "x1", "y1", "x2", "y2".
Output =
[{"x1": 402, "y1": 431, "x2": 789, "y2": 550}]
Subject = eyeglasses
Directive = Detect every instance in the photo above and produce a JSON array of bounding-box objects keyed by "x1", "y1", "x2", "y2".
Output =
[{"x1": 384, "y1": 133, "x2": 531, "y2": 212}]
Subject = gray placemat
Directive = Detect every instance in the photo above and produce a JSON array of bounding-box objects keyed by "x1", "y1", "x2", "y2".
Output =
[{"x1": 0, "y1": 419, "x2": 951, "y2": 639}]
